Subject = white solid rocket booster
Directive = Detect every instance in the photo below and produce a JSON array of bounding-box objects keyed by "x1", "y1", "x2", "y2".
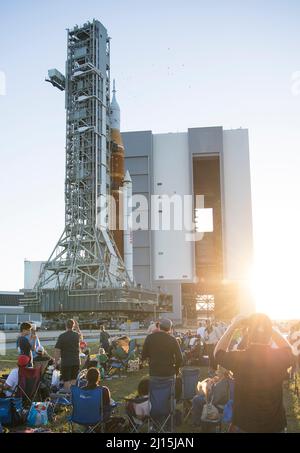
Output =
[{"x1": 123, "y1": 170, "x2": 133, "y2": 281}]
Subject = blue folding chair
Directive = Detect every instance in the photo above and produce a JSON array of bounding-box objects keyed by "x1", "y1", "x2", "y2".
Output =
[
  {"x1": 68, "y1": 386, "x2": 104, "y2": 433},
  {"x1": 148, "y1": 376, "x2": 176, "y2": 433},
  {"x1": 181, "y1": 367, "x2": 200, "y2": 422}
]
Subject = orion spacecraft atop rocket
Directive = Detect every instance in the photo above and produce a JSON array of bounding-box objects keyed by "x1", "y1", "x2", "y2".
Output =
[{"x1": 23, "y1": 19, "x2": 157, "y2": 314}]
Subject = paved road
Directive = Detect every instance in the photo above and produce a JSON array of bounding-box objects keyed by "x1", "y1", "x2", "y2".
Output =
[{"x1": 1, "y1": 329, "x2": 148, "y2": 351}]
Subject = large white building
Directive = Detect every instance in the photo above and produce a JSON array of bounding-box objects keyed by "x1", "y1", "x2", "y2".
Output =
[{"x1": 123, "y1": 126, "x2": 254, "y2": 323}]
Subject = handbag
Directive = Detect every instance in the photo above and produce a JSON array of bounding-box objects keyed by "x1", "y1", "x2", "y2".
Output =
[
  {"x1": 27, "y1": 402, "x2": 52, "y2": 427},
  {"x1": 201, "y1": 384, "x2": 220, "y2": 422},
  {"x1": 201, "y1": 402, "x2": 220, "y2": 422}
]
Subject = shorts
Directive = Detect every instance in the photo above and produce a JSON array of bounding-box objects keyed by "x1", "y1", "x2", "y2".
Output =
[{"x1": 61, "y1": 365, "x2": 80, "y2": 382}]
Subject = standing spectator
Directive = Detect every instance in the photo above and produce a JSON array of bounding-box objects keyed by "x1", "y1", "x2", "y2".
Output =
[
  {"x1": 147, "y1": 321, "x2": 160, "y2": 335},
  {"x1": 54, "y1": 319, "x2": 81, "y2": 392},
  {"x1": 197, "y1": 321, "x2": 206, "y2": 341},
  {"x1": 16, "y1": 322, "x2": 33, "y2": 366},
  {"x1": 99, "y1": 325, "x2": 111, "y2": 353},
  {"x1": 29, "y1": 325, "x2": 41, "y2": 360},
  {"x1": 288, "y1": 322, "x2": 300, "y2": 376},
  {"x1": 73, "y1": 319, "x2": 83, "y2": 341},
  {"x1": 288, "y1": 322, "x2": 300, "y2": 360},
  {"x1": 204, "y1": 320, "x2": 219, "y2": 371},
  {"x1": 214, "y1": 313, "x2": 294, "y2": 433},
  {"x1": 142, "y1": 318, "x2": 183, "y2": 378}
]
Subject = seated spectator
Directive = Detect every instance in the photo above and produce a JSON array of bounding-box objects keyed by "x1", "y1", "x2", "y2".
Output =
[
  {"x1": 133, "y1": 377, "x2": 151, "y2": 420},
  {"x1": 111, "y1": 336, "x2": 130, "y2": 361},
  {"x1": 82, "y1": 367, "x2": 112, "y2": 420},
  {"x1": 0, "y1": 355, "x2": 30, "y2": 397},
  {"x1": 191, "y1": 366, "x2": 233, "y2": 426}
]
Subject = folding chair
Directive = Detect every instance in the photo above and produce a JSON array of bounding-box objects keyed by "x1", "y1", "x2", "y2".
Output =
[
  {"x1": 107, "y1": 359, "x2": 127, "y2": 378},
  {"x1": 13, "y1": 366, "x2": 42, "y2": 406},
  {"x1": 124, "y1": 396, "x2": 149, "y2": 433},
  {"x1": 49, "y1": 394, "x2": 72, "y2": 415},
  {"x1": 181, "y1": 367, "x2": 200, "y2": 423},
  {"x1": 68, "y1": 385, "x2": 104, "y2": 433},
  {"x1": 148, "y1": 376, "x2": 176, "y2": 433}
]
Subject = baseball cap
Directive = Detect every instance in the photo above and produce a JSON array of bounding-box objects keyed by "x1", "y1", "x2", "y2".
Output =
[
  {"x1": 18, "y1": 355, "x2": 30, "y2": 367},
  {"x1": 159, "y1": 318, "x2": 173, "y2": 332}
]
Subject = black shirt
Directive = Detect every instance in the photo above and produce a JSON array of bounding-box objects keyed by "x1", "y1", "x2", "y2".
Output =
[
  {"x1": 215, "y1": 345, "x2": 293, "y2": 433},
  {"x1": 55, "y1": 330, "x2": 80, "y2": 367},
  {"x1": 142, "y1": 331, "x2": 183, "y2": 377}
]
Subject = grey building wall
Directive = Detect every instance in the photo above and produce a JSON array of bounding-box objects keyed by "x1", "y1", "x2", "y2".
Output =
[
  {"x1": 122, "y1": 131, "x2": 153, "y2": 291},
  {"x1": 188, "y1": 126, "x2": 223, "y2": 156}
]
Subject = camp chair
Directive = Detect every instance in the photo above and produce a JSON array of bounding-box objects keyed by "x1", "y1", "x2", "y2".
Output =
[
  {"x1": 68, "y1": 385, "x2": 105, "y2": 433},
  {"x1": 181, "y1": 366, "x2": 200, "y2": 422},
  {"x1": 148, "y1": 376, "x2": 176, "y2": 433},
  {"x1": 124, "y1": 396, "x2": 149, "y2": 433},
  {"x1": 13, "y1": 366, "x2": 42, "y2": 406},
  {"x1": 49, "y1": 393, "x2": 72, "y2": 415}
]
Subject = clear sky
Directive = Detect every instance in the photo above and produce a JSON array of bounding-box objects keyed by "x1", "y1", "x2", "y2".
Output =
[{"x1": 0, "y1": 0, "x2": 300, "y2": 318}]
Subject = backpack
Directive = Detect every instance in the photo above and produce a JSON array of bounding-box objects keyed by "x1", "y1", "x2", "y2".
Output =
[
  {"x1": 222, "y1": 399, "x2": 233, "y2": 423},
  {"x1": 105, "y1": 416, "x2": 130, "y2": 433}
]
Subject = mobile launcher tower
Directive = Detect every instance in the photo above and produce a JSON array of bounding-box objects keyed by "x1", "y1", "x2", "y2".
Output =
[{"x1": 24, "y1": 20, "x2": 158, "y2": 315}]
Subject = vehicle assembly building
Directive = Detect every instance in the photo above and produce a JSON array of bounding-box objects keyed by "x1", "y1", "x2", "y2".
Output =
[
  {"x1": 23, "y1": 19, "x2": 253, "y2": 323},
  {"x1": 122, "y1": 127, "x2": 254, "y2": 323}
]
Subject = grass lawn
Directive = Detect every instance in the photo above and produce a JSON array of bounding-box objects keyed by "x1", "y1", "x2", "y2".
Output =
[{"x1": 1, "y1": 343, "x2": 300, "y2": 433}]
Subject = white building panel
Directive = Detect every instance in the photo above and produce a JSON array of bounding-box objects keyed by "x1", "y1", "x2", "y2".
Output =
[
  {"x1": 222, "y1": 129, "x2": 253, "y2": 281},
  {"x1": 24, "y1": 261, "x2": 57, "y2": 290},
  {"x1": 152, "y1": 133, "x2": 194, "y2": 282}
]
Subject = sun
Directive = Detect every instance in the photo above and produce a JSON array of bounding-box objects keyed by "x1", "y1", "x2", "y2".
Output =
[{"x1": 249, "y1": 258, "x2": 299, "y2": 321}]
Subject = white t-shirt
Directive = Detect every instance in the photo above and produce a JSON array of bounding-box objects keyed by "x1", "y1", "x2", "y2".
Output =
[
  {"x1": 289, "y1": 331, "x2": 300, "y2": 356},
  {"x1": 214, "y1": 326, "x2": 224, "y2": 340},
  {"x1": 204, "y1": 327, "x2": 220, "y2": 345},
  {"x1": 134, "y1": 399, "x2": 151, "y2": 419},
  {"x1": 5, "y1": 368, "x2": 19, "y2": 396},
  {"x1": 197, "y1": 326, "x2": 206, "y2": 339}
]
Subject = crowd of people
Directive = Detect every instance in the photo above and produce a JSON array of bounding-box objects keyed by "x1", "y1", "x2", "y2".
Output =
[{"x1": 0, "y1": 313, "x2": 299, "y2": 433}]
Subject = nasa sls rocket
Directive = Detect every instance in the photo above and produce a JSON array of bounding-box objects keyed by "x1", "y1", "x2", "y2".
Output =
[
  {"x1": 110, "y1": 80, "x2": 133, "y2": 280},
  {"x1": 110, "y1": 80, "x2": 124, "y2": 258},
  {"x1": 123, "y1": 170, "x2": 133, "y2": 281}
]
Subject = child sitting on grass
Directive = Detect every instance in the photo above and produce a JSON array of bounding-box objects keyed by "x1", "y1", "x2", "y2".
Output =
[{"x1": 97, "y1": 347, "x2": 109, "y2": 378}]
